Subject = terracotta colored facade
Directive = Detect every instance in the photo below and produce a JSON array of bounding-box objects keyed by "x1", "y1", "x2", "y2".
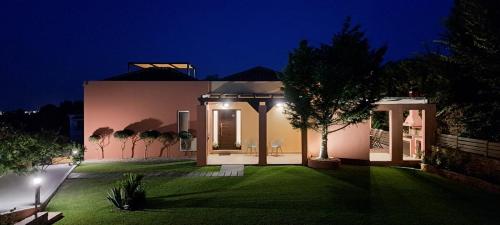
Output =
[{"x1": 84, "y1": 79, "x2": 436, "y2": 165}]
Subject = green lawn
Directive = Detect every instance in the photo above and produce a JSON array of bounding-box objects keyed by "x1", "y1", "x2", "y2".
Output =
[
  {"x1": 48, "y1": 162, "x2": 500, "y2": 225},
  {"x1": 74, "y1": 160, "x2": 219, "y2": 173}
]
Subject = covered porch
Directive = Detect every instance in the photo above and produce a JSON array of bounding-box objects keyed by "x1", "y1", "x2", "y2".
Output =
[{"x1": 196, "y1": 92, "x2": 303, "y2": 166}]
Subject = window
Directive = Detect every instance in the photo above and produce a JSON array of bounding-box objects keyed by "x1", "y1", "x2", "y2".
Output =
[{"x1": 178, "y1": 111, "x2": 189, "y2": 133}]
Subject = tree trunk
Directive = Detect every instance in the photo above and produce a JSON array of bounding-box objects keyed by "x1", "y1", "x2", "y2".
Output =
[
  {"x1": 121, "y1": 143, "x2": 125, "y2": 159},
  {"x1": 159, "y1": 146, "x2": 165, "y2": 157},
  {"x1": 100, "y1": 147, "x2": 104, "y2": 159},
  {"x1": 144, "y1": 146, "x2": 148, "y2": 159},
  {"x1": 318, "y1": 124, "x2": 329, "y2": 159},
  {"x1": 301, "y1": 127, "x2": 308, "y2": 165},
  {"x1": 131, "y1": 140, "x2": 136, "y2": 158}
]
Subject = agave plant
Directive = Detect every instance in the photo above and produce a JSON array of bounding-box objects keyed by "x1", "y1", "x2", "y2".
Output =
[
  {"x1": 106, "y1": 173, "x2": 146, "y2": 210},
  {"x1": 106, "y1": 186, "x2": 124, "y2": 209}
]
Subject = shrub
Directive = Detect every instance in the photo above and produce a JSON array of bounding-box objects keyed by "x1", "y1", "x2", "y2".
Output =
[
  {"x1": 429, "y1": 146, "x2": 470, "y2": 173},
  {"x1": 158, "y1": 131, "x2": 178, "y2": 157},
  {"x1": 107, "y1": 173, "x2": 146, "y2": 211},
  {"x1": 179, "y1": 131, "x2": 193, "y2": 150},
  {"x1": 140, "y1": 130, "x2": 160, "y2": 159},
  {"x1": 114, "y1": 129, "x2": 135, "y2": 159}
]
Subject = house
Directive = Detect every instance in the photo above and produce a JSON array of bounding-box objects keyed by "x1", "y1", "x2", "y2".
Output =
[{"x1": 84, "y1": 63, "x2": 436, "y2": 166}]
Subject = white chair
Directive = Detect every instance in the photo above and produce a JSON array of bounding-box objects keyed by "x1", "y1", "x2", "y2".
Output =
[
  {"x1": 270, "y1": 139, "x2": 283, "y2": 156},
  {"x1": 246, "y1": 140, "x2": 257, "y2": 155}
]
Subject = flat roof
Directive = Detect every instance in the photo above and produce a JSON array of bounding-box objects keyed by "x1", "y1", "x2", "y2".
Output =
[
  {"x1": 129, "y1": 62, "x2": 194, "y2": 69},
  {"x1": 375, "y1": 97, "x2": 428, "y2": 105}
]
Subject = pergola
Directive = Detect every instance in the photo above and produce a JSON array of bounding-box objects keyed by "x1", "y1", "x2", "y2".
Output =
[
  {"x1": 128, "y1": 62, "x2": 196, "y2": 77},
  {"x1": 373, "y1": 98, "x2": 436, "y2": 164}
]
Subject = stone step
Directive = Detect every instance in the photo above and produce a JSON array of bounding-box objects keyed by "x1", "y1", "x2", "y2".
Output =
[
  {"x1": 47, "y1": 212, "x2": 63, "y2": 224},
  {"x1": 14, "y1": 212, "x2": 63, "y2": 225}
]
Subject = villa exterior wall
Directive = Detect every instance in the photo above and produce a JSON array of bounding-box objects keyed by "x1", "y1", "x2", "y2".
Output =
[
  {"x1": 84, "y1": 80, "x2": 373, "y2": 164},
  {"x1": 267, "y1": 105, "x2": 301, "y2": 153},
  {"x1": 84, "y1": 81, "x2": 210, "y2": 160},
  {"x1": 307, "y1": 122, "x2": 371, "y2": 161}
]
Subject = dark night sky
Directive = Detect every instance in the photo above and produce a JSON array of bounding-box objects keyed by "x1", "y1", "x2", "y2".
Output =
[{"x1": 0, "y1": 0, "x2": 453, "y2": 111}]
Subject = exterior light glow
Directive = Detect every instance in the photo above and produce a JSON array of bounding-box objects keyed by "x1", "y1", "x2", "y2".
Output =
[
  {"x1": 222, "y1": 102, "x2": 229, "y2": 108},
  {"x1": 72, "y1": 150, "x2": 78, "y2": 155},
  {"x1": 33, "y1": 177, "x2": 42, "y2": 186}
]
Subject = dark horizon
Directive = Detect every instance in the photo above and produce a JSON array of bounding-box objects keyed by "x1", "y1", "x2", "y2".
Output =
[{"x1": 0, "y1": 0, "x2": 453, "y2": 111}]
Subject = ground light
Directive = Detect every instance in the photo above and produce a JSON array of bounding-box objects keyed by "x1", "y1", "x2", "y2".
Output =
[{"x1": 33, "y1": 176, "x2": 42, "y2": 216}]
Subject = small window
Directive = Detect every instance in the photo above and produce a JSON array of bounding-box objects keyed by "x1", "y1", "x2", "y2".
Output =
[
  {"x1": 178, "y1": 111, "x2": 189, "y2": 133},
  {"x1": 178, "y1": 111, "x2": 195, "y2": 151}
]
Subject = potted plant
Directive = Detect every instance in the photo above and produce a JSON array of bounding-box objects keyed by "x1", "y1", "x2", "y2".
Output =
[
  {"x1": 421, "y1": 153, "x2": 431, "y2": 171},
  {"x1": 212, "y1": 142, "x2": 219, "y2": 150},
  {"x1": 179, "y1": 131, "x2": 193, "y2": 150}
]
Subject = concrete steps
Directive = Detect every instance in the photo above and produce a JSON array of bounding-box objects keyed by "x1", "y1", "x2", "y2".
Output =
[{"x1": 15, "y1": 212, "x2": 63, "y2": 225}]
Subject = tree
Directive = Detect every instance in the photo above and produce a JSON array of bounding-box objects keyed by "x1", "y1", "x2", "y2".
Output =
[
  {"x1": 158, "y1": 131, "x2": 178, "y2": 157},
  {"x1": 439, "y1": 0, "x2": 500, "y2": 141},
  {"x1": 281, "y1": 40, "x2": 315, "y2": 164},
  {"x1": 89, "y1": 127, "x2": 113, "y2": 159},
  {"x1": 140, "y1": 130, "x2": 160, "y2": 159},
  {"x1": 282, "y1": 18, "x2": 386, "y2": 159},
  {"x1": 0, "y1": 127, "x2": 38, "y2": 175},
  {"x1": 0, "y1": 125, "x2": 67, "y2": 175},
  {"x1": 113, "y1": 129, "x2": 135, "y2": 159}
]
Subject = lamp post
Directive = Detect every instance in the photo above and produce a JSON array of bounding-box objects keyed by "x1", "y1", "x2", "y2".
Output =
[{"x1": 33, "y1": 177, "x2": 42, "y2": 215}]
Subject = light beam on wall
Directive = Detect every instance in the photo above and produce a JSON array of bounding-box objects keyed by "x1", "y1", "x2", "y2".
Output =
[
  {"x1": 213, "y1": 110, "x2": 219, "y2": 146},
  {"x1": 236, "y1": 110, "x2": 241, "y2": 146}
]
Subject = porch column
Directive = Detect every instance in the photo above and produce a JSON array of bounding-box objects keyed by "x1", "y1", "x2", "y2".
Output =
[
  {"x1": 258, "y1": 102, "x2": 267, "y2": 165},
  {"x1": 196, "y1": 104, "x2": 207, "y2": 166},
  {"x1": 389, "y1": 107, "x2": 403, "y2": 163},
  {"x1": 422, "y1": 105, "x2": 436, "y2": 158}
]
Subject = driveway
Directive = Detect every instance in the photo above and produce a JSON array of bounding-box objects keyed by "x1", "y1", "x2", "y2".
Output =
[{"x1": 0, "y1": 164, "x2": 74, "y2": 213}]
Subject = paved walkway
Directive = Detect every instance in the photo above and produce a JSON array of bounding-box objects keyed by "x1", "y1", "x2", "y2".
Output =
[
  {"x1": 68, "y1": 164, "x2": 245, "y2": 179},
  {"x1": 0, "y1": 164, "x2": 74, "y2": 213}
]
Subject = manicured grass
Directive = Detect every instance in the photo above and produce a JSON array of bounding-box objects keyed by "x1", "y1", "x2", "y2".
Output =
[
  {"x1": 74, "y1": 160, "x2": 219, "y2": 173},
  {"x1": 48, "y1": 163, "x2": 500, "y2": 225}
]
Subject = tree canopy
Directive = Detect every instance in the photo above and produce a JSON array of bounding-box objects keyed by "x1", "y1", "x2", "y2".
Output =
[{"x1": 282, "y1": 18, "x2": 386, "y2": 159}]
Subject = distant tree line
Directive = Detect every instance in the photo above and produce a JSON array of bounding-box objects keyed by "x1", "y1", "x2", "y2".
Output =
[
  {"x1": 0, "y1": 100, "x2": 83, "y2": 137},
  {"x1": 0, "y1": 100, "x2": 83, "y2": 175}
]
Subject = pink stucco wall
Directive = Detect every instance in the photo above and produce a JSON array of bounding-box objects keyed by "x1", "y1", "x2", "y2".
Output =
[
  {"x1": 84, "y1": 80, "x2": 371, "y2": 163},
  {"x1": 84, "y1": 81, "x2": 209, "y2": 160},
  {"x1": 307, "y1": 122, "x2": 370, "y2": 161}
]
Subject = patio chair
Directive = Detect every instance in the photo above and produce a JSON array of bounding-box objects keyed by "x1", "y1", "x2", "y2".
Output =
[
  {"x1": 246, "y1": 140, "x2": 257, "y2": 155},
  {"x1": 370, "y1": 129, "x2": 384, "y2": 149},
  {"x1": 270, "y1": 139, "x2": 283, "y2": 156}
]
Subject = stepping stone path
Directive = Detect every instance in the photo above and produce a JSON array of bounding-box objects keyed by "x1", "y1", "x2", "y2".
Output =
[{"x1": 68, "y1": 164, "x2": 244, "y2": 179}]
